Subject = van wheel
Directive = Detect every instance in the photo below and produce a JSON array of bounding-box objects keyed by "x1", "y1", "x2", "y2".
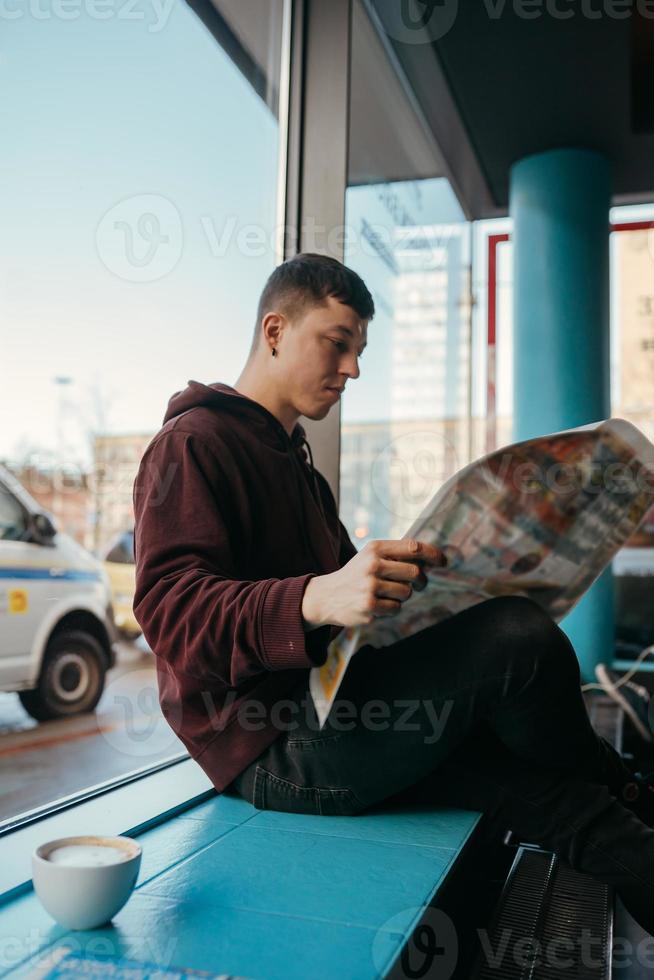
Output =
[{"x1": 18, "y1": 630, "x2": 107, "y2": 722}]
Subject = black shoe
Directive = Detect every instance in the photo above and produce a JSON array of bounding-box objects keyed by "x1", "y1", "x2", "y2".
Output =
[{"x1": 574, "y1": 792, "x2": 654, "y2": 937}]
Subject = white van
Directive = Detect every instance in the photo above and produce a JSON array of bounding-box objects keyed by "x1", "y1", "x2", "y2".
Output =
[{"x1": 0, "y1": 465, "x2": 117, "y2": 721}]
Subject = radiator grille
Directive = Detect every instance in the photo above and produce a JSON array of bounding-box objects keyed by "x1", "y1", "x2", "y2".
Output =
[{"x1": 474, "y1": 847, "x2": 612, "y2": 979}]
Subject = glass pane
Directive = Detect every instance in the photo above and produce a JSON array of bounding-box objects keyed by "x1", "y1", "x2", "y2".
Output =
[
  {"x1": 104, "y1": 530, "x2": 135, "y2": 565},
  {"x1": 611, "y1": 221, "x2": 654, "y2": 451},
  {"x1": 0, "y1": 0, "x2": 286, "y2": 823},
  {"x1": 609, "y1": 207, "x2": 654, "y2": 653},
  {"x1": 341, "y1": 0, "x2": 472, "y2": 546},
  {"x1": 471, "y1": 225, "x2": 513, "y2": 458},
  {"x1": 0, "y1": 483, "x2": 28, "y2": 542}
]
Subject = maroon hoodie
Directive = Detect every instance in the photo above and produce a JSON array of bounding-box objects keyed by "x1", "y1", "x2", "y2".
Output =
[{"x1": 132, "y1": 381, "x2": 357, "y2": 791}]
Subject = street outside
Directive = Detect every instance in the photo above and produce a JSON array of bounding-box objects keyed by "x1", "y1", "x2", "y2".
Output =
[{"x1": 0, "y1": 636, "x2": 186, "y2": 825}]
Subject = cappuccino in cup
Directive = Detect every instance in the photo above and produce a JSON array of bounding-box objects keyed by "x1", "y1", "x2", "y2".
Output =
[{"x1": 47, "y1": 844, "x2": 132, "y2": 867}]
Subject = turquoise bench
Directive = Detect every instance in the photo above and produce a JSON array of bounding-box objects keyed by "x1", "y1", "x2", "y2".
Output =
[{"x1": 0, "y1": 792, "x2": 481, "y2": 979}]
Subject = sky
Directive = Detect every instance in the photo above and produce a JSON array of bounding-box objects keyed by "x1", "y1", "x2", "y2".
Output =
[{"x1": 1, "y1": 0, "x2": 280, "y2": 469}]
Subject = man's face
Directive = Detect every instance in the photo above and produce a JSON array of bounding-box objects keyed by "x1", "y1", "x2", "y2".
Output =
[{"x1": 278, "y1": 295, "x2": 368, "y2": 421}]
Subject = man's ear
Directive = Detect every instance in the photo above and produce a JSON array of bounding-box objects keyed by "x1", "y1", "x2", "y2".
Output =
[{"x1": 261, "y1": 311, "x2": 285, "y2": 352}]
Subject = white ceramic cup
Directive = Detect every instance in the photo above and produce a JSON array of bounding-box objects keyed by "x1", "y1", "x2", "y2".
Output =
[{"x1": 32, "y1": 835, "x2": 142, "y2": 930}]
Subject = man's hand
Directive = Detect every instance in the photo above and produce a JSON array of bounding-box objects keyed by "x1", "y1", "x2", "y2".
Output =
[{"x1": 302, "y1": 539, "x2": 447, "y2": 630}]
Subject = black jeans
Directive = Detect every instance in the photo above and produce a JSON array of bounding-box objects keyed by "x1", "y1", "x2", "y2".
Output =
[{"x1": 231, "y1": 596, "x2": 654, "y2": 934}]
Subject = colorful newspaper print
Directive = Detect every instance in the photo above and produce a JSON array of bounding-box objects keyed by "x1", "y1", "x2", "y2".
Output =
[{"x1": 310, "y1": 419, "x2": 654, "y2": 727}]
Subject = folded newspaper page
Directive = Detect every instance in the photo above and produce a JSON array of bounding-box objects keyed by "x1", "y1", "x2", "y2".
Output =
[{"x1": 309, "y1": 418, "x2": 654, "y2": 728}]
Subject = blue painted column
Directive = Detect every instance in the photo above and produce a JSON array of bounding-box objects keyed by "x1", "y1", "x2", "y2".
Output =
[{"x1": 510, "y1": 148, "x2": 612, "y2": 682}]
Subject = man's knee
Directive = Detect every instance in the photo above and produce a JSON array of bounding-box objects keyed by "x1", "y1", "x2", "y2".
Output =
[
  {"x1": 479, "y1": 595, "x2": 554, "y2": 636},
  {"x1": 480, "y1": 596, "x2": 577, "y2": 671}
]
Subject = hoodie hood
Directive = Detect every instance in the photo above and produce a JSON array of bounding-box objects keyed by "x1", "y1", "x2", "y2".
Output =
[
  {"x1": 163, "y1": 380, "x2": 306, "y2": 450},
  {"x1": 163, "y1": 380, "x2": 333, "y2": 565}
]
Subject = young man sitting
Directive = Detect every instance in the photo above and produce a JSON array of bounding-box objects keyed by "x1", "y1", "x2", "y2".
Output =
[{"x1": 133, "y1": 252, "x2": 654, "y2": 935}]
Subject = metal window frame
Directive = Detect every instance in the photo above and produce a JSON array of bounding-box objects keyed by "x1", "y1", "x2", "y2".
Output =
[{"x1": 280, "y1": 0, "x2": 354, "y2": 504}]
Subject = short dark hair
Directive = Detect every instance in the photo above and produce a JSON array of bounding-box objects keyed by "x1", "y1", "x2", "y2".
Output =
[{"x1": 250, "y1": 253, "x2": 375, "y2": 355}]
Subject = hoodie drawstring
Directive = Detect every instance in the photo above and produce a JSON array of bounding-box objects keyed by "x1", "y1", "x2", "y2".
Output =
[
  {"x1": 287, "y1": 442, "x2": 314, "y2": 566},
  {"x1": 291, "y1": 432, "x2": 339, "y2": 568},
  {"x1": 301, "y1": 438, "x2": 327, "y2": 528}
]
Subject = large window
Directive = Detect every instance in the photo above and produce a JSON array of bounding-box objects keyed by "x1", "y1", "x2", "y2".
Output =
[
  {"x1": 480, "y1": 204, "x2": 654, "y2": 654},
  {"x1": 610, "y1": 208, "x2": 654, "y2": 451},
  {"x1": 0, "y1": 0, "x2": 288, "y2": 824},
  {"x1": 471, "y1": 222, "x2": 512, "y2": 458},
  {"x1": 340, "y1": 0, "x2": 472, "y2": 546},
  {"x1": 609, "y1": 206, "x2": 654, "y2": 653}
]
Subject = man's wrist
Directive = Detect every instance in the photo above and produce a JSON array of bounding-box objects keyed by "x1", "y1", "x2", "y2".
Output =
[{"x1": 301, "y1": 575, "x2": 328, "y2": 631}]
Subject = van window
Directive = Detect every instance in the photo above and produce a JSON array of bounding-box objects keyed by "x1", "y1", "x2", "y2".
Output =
[
  {"x1": 104, "y1": 531, "x2": 135, "y2": 565},
  {"x1": 0, "y1": 487, "x2": 28, "y2": 541}
]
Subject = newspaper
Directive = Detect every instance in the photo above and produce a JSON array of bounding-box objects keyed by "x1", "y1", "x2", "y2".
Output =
[{"x1": 309, "y1": 418, "x2": 654, "y2": 727}]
